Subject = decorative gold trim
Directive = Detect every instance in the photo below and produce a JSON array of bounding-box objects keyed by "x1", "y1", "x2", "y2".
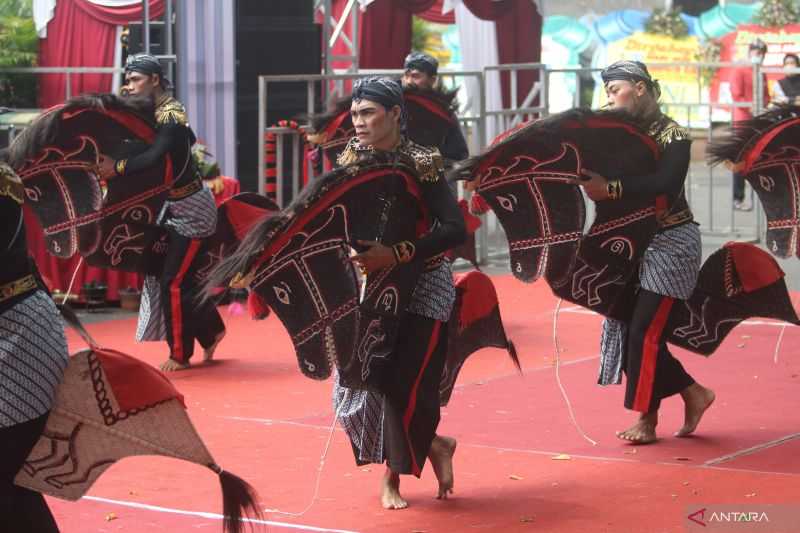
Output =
[
  {"x1": 168, "y1": 179, "x2": 203, "y2": 200},
  {"x1": 115, "y1": 159, "x2": 128, "y2": 176},
  {"x1": 658, "y1": 208, "x2": 694, "y2": 228},
  {"x1": 606, "y1": 179, "x2": 622, "y2": 200},
  {"x1": 155, "y1": 95, "x2": 189, "y2": 126},
  {"x1": 0, "y1": 163, "x2": 24, "y2": 204},
  {"x1": 424, "y1": 253, "x2": 445, "y2": 271},
  {"x1": 229, "y1": 269, "x2": 255, "y2": 289},
  {"x1": 336, "y1": 137, "x2": 363, "y2": 166},
  {"x1": 0, "y1": 275, "x2": 36, "y2": 303},
  {"x1": 399, "y1": 140, "x2": 444, "y2": 183},
  {"x1": 392, "y1": 241, "x2": 416, "y2": 264},
  {"x1": 648, "y1": 116, "x2": 690, "y2": 148}
]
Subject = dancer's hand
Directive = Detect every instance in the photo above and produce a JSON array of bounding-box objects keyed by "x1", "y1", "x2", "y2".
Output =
[
  {"x1": 349, "y1": 240, "x2": 396, "y2": 275},
  {"x1": 572, "y1": 168, "x2": 609, "y2": 201}
]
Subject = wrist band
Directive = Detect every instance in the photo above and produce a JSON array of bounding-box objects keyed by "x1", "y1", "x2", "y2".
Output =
[
  {"x1": 606, "y1": 179, "x2": 622, "y2": 200},
  {"x1": 115, "y1": 159, "x2": 128, "y2": 176},
  {"x1": 392, "y1": 241, "x2": 416, "y2": 264}
]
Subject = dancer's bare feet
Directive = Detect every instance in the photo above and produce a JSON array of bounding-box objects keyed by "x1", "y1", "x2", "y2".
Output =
[
  {"x1": 203, "y1": 331, "x2": 226, "y2": 363},
  {"x1": 675, "y1": 383, "x2": 715, "y2": 437},
  {"x1": 616, "y1": 411, "x2": 658, "y2": 444},
  {"x1": 428, "y1": 435, "x2": 457, "y2": 499},
  {"x1": 159, "y1": 358, "x2": 190, "y2": 372},
  {"x1": 380, "y1": 469, "x2": 408, "y2": 510}
]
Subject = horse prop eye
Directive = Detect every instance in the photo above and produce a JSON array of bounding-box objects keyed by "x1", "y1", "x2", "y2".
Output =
[{"x1": 273, "y1": 281, "x2": 292, "y2": 305}]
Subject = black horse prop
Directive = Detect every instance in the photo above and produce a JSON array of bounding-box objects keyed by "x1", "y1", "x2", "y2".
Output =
[
  {"x1": 8, "y1": 95, "x2": 279, "y2": 283},
  {"x1": 8, "y1": 95, "x2": 173, "y2": 274},
  {"x1": 708, "y1": 104, "x2": 800, "y2": 259},
  {"x1": 453, "y1": 108, "x2": 799, "y2": 356},
  {"x1": 207, "y1": 153, "x2": 429, "y2": 388},
  {"x1": 207, "y1": 152, "x2": 518, "y2": 394}
]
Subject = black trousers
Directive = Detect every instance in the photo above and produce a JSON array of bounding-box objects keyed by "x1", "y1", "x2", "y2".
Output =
[
  {"x1": 161, "y1": 229, "x2": 225, "y2": 363},
  {"x1": 733, "y1": 171, "x2": 746, "y2": 202},
  {"x1": 0, "y1": 414, "x2": 59, "y2": 533},
  {"x1": 623, "y1": 290, "x2": 695, "y2": 413},
  {"x1": 382, "y1": 314, "x2": 448, "y2": 477}
]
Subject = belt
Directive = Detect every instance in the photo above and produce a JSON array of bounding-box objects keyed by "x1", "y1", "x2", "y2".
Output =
[
  {"x1": 168, "y1": 179, "x2": 203, "y2": 200},
  {"x1": 0, "y1": 274, "x2": 36, "y2": 304},
  {"x1": 424, "y1": 254, "x2": 446, "y2": 272},
  {"x1": 655, "y1": 193, "x2": 693, "y2": 229},
  {"x1": 658, "y1": 207, "x2": 694, "y2": 229}
]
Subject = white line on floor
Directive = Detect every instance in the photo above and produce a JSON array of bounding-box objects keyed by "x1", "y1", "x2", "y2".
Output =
[
  {"x1": 82, "y1": 496, "x2": 360, "y2": 533},
  {"x1": 220, "y1": 420, "x2": 800, "y2": 477},
  {"x1": 560, "y1": 306, "x2": 798, "y2": 328},
  {"x1": 224, "y1": 416, "x2": 339, "y2": 431},
  {"x1": 463, "y1": 442, "x2": 639, "y2": 464},
  {"x1": 703, "y1": 432, "x2": 800, "y2": 466},
  {"x1": 222, "y1": 354, "x2": 600, "y2": 431}
]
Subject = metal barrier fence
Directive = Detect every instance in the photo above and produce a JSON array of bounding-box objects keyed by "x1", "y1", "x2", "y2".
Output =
[
  {"x1": 540, "y1": 62, "x2": 777, "y2": 250},
  {"x1": 257, "y1": 69, "x2": 490, "y2": 261},
  {"x1": 1, "y1": 61, "x2": 786, "y2": 265},
  {"x1": 258, "y1": 61, "x2": 785, "y2": 265},
  {"x1": 0, "y1": 61, "x2": 176, "y2": 100}
]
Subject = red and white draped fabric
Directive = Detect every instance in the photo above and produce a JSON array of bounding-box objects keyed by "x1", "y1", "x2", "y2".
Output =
[
  {"x1": 30, "y1": 0, "x2": 165, "y2": 297},
  {"x1": 34, "y1": 0, "x2": 164, "y2": 109},
  {"x1": 345, "y1": 0, "x2": 541, "y2": 145}
]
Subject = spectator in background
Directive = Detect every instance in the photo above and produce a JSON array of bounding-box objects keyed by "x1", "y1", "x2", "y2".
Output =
[
  {"x1": 772, "y1": 53, "x2": 800, "y2": 106},
  {"x1": 729, "y1": 39, "x2": 770, "y2": 211}
]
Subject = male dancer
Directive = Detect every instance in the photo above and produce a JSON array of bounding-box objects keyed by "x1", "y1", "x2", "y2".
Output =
[
  {"x1": 334, "y1": 77, "x2": 466, "y2": 508},
  {"x1": 401, "y1": 51, "x2": 469, "y2": 166},
  {"x1": 97, "y1": 54, "x2": 225, "y2": 371},
  {"x1": 575, "y1": 61, "x2": 715, "y2": 444},
  {"x1": 0, "y1": 159, "x2": 68, "y2": 532}
]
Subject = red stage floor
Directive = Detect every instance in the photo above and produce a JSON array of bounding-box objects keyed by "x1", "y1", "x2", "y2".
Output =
[{"x1": 49, "y1": 275, "x2": 800, "y2": 532}]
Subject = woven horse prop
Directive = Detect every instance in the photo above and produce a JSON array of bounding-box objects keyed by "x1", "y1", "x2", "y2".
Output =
[
  {"x1": 14, "y1": 307, "x2": 261, "y2": 533},
  {"x1": 451, "y1": 108, "x2": 800, "y2": 355}
]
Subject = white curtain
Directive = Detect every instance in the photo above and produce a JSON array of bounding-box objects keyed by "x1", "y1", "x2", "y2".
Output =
[
  {"x1": 454, "y1": 3, "x2": 503, "y2": 146},
  {"x1": 33, "y1": 0, "x2": 57, "y2": 37},
  {"x1": 33, "y1": 0, "x2": 145, "y2": 38}
]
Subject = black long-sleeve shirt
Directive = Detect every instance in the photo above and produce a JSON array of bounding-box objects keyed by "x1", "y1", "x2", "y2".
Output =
[
  {"x1": 114, "y1": 95, "x2": 198, "y2": 189},
  {"x1": 618, "y1": 139, "x2": 691, "y2": 200},
  {"x1": 338, "y1": 137, "x2": 466, "y2": 261},
  {"x1": 414, "y1": 166, "x2": 467, "y2": 260}
]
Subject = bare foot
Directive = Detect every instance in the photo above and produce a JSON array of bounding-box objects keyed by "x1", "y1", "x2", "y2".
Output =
[
  {"x1": 159, "y1": 358, "x2": 190, "y2": 372},
  {"x1": 675, "y1": 383, "x2": 715, "y2": 437},
  {"x1": 380, "y1": 469, "x2": 408, "y2": 510},
  {"x1": 203, "y1": 331, "x2": 226, "y2": 363},
  {"x1": 428, "y1": 435, "x2": 457, "y2": 499},
  {"x1": 616, "y1": 411, "x2": 658, "y2": 444}
]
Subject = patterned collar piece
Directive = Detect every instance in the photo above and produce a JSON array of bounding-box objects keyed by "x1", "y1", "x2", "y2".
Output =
[
  {"x1": 155, "y1": 94, "x2": 188, "y2": 126},
  {"x1": 337, "y1": 137, "x2": 443, "y2": 183},
  {"x1": 646, "y1": 114, "x2": 690, "y2": 148}
]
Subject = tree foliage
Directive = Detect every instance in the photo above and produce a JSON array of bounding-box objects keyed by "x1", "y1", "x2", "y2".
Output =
[{"x1": 0, "y1": 0, "x2": 37, "y2": 107}]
